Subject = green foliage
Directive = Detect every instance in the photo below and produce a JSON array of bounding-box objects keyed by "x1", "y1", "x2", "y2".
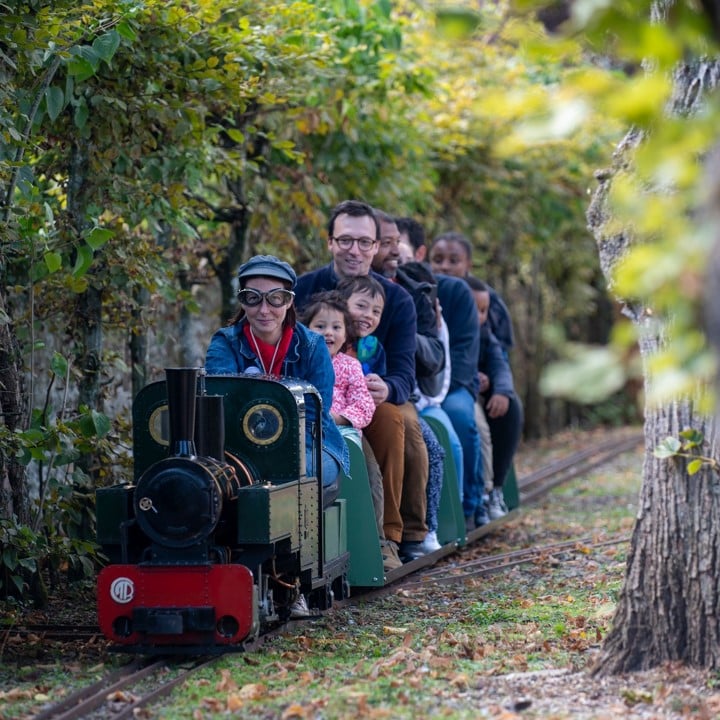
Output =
[
  {"x1": 0, "y1": 514, "x2": 100, "y2": 606},
  {"x1": 0, "y1": 0, "x2": 639, "y2": 601},
  {"x1": 508, "y1": 0, "x2": 720, "y2": 407},
  {"x1": 0, "y1": 348, "x2": 116, "y2": 602},
  {"x1": 653, "y1": 428, "x2": 719, "y2": 474}
]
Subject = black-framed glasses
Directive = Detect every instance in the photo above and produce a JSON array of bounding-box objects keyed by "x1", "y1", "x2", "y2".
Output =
[
  {"x1": 331, "y1": 235, "x2": 377, "y2": 251},
  {"x1": 237, "y1": 288, "x2": 295, "y2": 308}
]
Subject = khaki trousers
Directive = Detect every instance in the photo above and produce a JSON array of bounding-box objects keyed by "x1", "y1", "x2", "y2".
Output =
[{"x1": 364, "y1": 401, "x2": 428, "y2": 543}]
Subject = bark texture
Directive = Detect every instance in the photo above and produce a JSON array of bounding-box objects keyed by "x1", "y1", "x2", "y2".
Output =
[
  {"x1": 0, "y1": 298, "x2": 29, "y2": 523},
  {"x1": 590, "y1": 54, "x2": 720, "y2": 673}
]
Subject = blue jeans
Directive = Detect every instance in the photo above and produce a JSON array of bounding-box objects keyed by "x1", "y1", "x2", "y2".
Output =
[
  {"x1": 420, "y1": 405, "x2": 464, "y2": 501},
  {"x1": 441, "y1": 387, "x2": 483, "y2": 518},
  {"x1": 306, "y1": 448, "x2": 341, "y2": 506}
]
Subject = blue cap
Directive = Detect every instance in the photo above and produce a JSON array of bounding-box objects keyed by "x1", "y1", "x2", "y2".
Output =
[{"x1": 237, "y1": 255, "x2": 297, "y2": 289}]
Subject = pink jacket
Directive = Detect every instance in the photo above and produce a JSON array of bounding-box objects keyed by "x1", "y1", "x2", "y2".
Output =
[{"x1": 331, "y1": 352, "x2": 376, "y2": 429}]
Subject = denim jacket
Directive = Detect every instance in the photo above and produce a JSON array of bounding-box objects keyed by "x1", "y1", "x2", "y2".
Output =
[{"x1": 204, "y1": 320, "x2": 350, "y2": 479}]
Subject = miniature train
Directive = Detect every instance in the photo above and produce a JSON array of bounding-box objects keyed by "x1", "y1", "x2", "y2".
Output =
[{"x1": 96, "y1": 368, "x2": 518, "y2": 654}]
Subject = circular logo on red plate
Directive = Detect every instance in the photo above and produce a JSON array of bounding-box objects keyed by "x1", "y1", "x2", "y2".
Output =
[{"x1": 110, "y1": 577, "x2": 135, "y2": 604}]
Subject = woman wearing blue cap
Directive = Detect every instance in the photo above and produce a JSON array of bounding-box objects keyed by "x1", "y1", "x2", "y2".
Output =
[{"x1": 205, "y1": 255, "x2": 349, "y2": 509}]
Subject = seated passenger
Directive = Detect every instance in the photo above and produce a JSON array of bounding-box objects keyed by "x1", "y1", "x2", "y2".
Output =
[
  {"x1": 204, "y1": 254, "x2": 349, "y2": 509},
  {"x1": 396, "y1": 225, "x2": 465, "y2": 503},
  {"x1": 400, "y1": 222, "x2": 487, "y2": 530},
  {"x1": 466, "y1": 277, "x2": 524, "y2": 520},
  {"x1": 298, "y1": 291, "x2": 391, "y2": 566},
  {"x1": 429, "y1": 231, "x2": 515, "y2": 355},
  {"x1": 299, "y1": 291, "x2": 375, "y2": 435},
  {"x1": 372, "y1": 222, "x2": 447, "y2": 555},
  {"x1": 337, "y1": 272, "x2": 428, "y2": 565}
]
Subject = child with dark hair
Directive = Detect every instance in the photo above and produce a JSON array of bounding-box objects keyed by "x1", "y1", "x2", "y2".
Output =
[
  {"x1": 336, "y1": 275, "x2": 387, "y2": 376},
  {"x1": 299, "y1": 291, "x2": 375, "y2": 431}
]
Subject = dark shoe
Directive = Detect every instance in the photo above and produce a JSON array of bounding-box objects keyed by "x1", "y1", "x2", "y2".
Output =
[
  {"x1": 399, "y1": 540, "x2": 428, "y2": 562},
  {"x1": 475, "y1": 502, "x2": 490, "y2": 527},
  {"x1": 487, "y1": 488, "x2": 508, "y2": 520}
]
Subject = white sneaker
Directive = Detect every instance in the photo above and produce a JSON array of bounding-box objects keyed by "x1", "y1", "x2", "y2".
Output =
[
  {"x1": 418, "y1": 530, "x2": 441, "y2": 553},
  {"x1": 289, "y1": 594, "x2": 311, "y2": 618},
  {"x1": 487, "y1": 488, "x2": 508, "y2": 520}
]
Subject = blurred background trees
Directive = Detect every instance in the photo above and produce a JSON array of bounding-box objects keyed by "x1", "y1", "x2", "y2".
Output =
[{"x1": 0, "y1": 0, "x2": 635, "y2": 601}]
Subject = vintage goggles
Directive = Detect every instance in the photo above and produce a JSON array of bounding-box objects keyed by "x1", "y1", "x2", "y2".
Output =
[{"x1": 237, "y1": 288, "x2": 295, "y2": 308}]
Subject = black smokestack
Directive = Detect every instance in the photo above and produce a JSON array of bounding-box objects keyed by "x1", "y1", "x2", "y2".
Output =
[
  {"x1": 195, "y1": 394, "x2": 225, "y2": 460},
  {"x1": 165, "y1": 367, "x2": 199, "y2": 457}
]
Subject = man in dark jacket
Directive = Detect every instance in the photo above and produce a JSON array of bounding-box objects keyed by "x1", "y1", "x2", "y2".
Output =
[
  {"x1": 372, "y1": 211, "x2": 445, "y2": 397},
  {"x1": 295, "y1": 200, "x2": 429, "y2": 564},
  {"x1": 395, "y1": 217, "x2": 487, "y2": 528}
]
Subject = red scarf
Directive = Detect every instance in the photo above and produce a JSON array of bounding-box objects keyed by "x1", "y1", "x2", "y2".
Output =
[{"x1": 243, "y1": 322, "x2": 293, "y2": 376}]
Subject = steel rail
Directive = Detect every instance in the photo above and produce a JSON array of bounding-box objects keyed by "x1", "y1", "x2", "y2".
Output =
[
  {"x1": 32, "y1": 659, "x2": 166, "y2": 720},
  {"x1": 403, "y1": 534, "x2": 631, "y2": 587}
]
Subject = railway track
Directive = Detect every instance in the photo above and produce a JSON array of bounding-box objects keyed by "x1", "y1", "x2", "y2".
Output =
[
  {"x1": 31, "y1": 657, "x2": 215, "y2": 720},
  {"x1": 402, "y1": 533, "x2": 631, "y2": 587},
  {"x1": 22, "y1": 430, "x2": 642, "y2": 720}
]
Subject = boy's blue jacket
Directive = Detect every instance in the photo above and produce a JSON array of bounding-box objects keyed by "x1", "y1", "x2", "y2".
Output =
[{"x1": 479, "y1": 323, "x2": 515, "y2": 398}]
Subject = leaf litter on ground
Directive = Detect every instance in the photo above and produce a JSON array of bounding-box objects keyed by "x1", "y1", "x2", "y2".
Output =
[{"x1": 3, "y1": 427, "x2": 720, "y2": 719}]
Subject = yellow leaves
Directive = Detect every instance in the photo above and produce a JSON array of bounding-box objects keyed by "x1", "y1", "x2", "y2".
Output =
[
  {"x1": 209, "y1": 669, "x2": 270, "y2": 712},
  {"x1": 601, "y1": 73, "x2": 671, "y2": 128},
  {"x1": 618, "y1": 21, "x2": 683, "y2": 70},
  {"x1": 450, "y1": 672, "x2": 470, "y2": 690}
]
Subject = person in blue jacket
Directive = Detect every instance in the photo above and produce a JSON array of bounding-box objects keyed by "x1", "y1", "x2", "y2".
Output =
[
  {"x1": 429, "y1": 231, "x2": 515, "y2": 355},
  {"x1": 205, "y1": 254, "x2": 349, "y2": 509},
  {"x1": 466, "y1": 276, "x2": 524, "y2": 519},
  {"x1": 396, "y1": 217, "x2": 488, "y2": 528}
]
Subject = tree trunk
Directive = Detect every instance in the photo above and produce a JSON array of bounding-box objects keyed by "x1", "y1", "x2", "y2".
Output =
[
  {"x1": 67, "y1": 140, "x2": 104, "y2": 499},
  {"x1": 0, "y1": 299, "x2": 29, "y2": 523},
  {"x1": 589, "y1": 55, "x2": 720, "y2": 673},
  {"x1": 130, "y1": 285, "x2": 149, "y2": 398},
  {"x1": 596, "y1": 330, "x2": 720, "y2": 672}
]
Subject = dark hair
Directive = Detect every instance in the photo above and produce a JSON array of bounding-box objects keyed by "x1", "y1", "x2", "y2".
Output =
[
  {"x1": 400, "y1": 261, "x2": 436, "y2": 286},
  {"x1": 432, "y1": 231, "x2": 472, "y2": 260},
  {"x1": 327, "y1": 200, "x2": 380, "y2": 241},
  {"x1": 298, "y1": 291, "x2": 356, "y2": 352},
  {"x1": 374, "y1": 208, "x2": 396, "y2": 226},
  {"x1": 395, "y1": 217, "x2": 426, "y2": 250},
  {"x1": 226, "y1": 276, "x2": 297, "y2": 328},
  {"x1": 336, "y1": 275, "x2": 386, "y2": 304},
  {"x1": 465, "y1": 276, "x2": 489, "y2": 293}
]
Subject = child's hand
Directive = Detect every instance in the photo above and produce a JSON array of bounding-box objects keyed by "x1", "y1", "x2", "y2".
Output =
[{"x1": 365, "y1": 373, "x2": 389, "y2": 405}]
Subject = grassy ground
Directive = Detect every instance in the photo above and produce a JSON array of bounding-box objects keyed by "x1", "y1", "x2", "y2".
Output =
[
  {"x1": 3, "y1": 433, "x2": 718, "y2": 719},
  {"x1": 155, "y1": 442, "x2": 651, "y2": 719}
]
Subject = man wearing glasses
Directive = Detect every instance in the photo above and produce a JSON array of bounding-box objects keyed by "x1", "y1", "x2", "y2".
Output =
[{"x1": 295, "y1": 200, "x2": 430, "y2": 565}]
